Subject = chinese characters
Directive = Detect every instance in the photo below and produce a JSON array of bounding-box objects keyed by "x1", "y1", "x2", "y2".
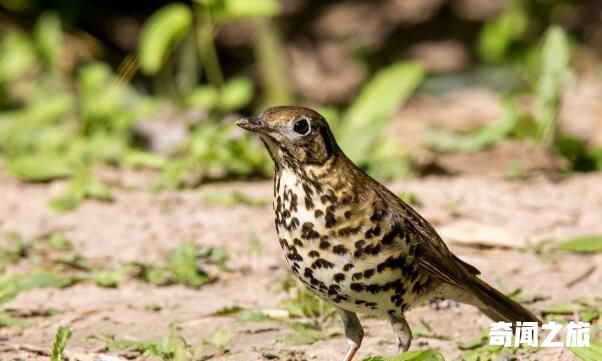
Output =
[{"x1": 489, "y1": 321, "x2": 590, "y2": 347}]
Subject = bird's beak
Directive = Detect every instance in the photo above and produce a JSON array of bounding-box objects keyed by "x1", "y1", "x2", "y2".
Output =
[{"x1": 236, "y1": 116, "x2": 266, "y2": 133}]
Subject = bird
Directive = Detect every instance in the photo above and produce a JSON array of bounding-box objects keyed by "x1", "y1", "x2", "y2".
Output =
[{"x1": 237, "y1": 106, "x2": 540, "y2": 361}]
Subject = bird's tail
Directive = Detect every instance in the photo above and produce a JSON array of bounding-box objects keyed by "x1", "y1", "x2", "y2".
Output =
[{"x1": 468, "y1": 277, "x2": 541, "y2": 324}]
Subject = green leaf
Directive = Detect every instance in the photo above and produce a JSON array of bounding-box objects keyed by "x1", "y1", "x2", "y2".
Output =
[
  {"x1": 173, "y1": 337, "x2": 189, "y2": 361},
  {"x1": 198, "y1": 246, "x2": 229, "y2": 270},
  {"x1": 536, "y1": 26, "x2": 571, "y2": 146},
  {"x1": 34, "y1": 12, "x2": 62, "y2": 70},
  {"x1": 219, "y1": 77, "x2": 253, "y2": 111},
  {"x1": 50, "y1": 191, "x2": 83, "y2": 212},
  {"x1": 157, "y1": 323, "x2": 188, "y2": 359},
  {"x1": 93, "y1": 324, "x2": 193, "y2": 359},
  {"x1": 339, "y1": 62, "x2": 425, "y2": 163},
  {"x1": 68, "y1": 133, "x2": 127, "y2": 165},
  {"x1": 0, "y1": 271, "x2": 76, "y2": 304},
  {"x1": 91, "y1": 322, "x2": 192, "y2": 361},
  {"x1": 581, "y1": 308, "x2": 600, "y2": 323},
  {"x1": 461, "y1": 344, "x2": 509, "y2": 361},
  {"x1": 185, "y1": 77, "x2": 254, "y2": 111},
  {"x1": 592, "y1": 148, "x2": 602, "y2": 170},
  {"x1": 144, "y1": 265, "x2": 173, "y2": 286},
  {"x1": 4, "y1": 270, "x2": 30, "y2": 290},
  {"x1": 186, "y1": 86, "x2": 220, "y2": 109},
  {"x1": 398, "y1": 192, "x2": 420, "y2": 207},
  {"x1": 0, "y1": 312, "x2": 29, "y2": 328},
  {"x1": 237, "y1": 310, "x2": 274, "y2": 322},
  {"x1": 542, "y1": 303, "x2": 583, "y2": 315},
  {"x1": 166, "y1": 244, "x2": 211, "y2": 288},
  {"x1": 209, "y1": 329, "x2": 232, "y2": 348},
  {"x1": 570, "y1": 340, "x2": 602, "y2": 361},
  {"x1": 409, "y1": 324, "x2": 434, "y2": 338},
  {"x1": 284, "y1": 322, "x2": 324, "y2": 345},
  {"x1": 457, "y1": 334, "x2": 487, "y2": 350},
  {"x1": 84, "y1": 178, "x2": 113, "y2": 201},
  {"x1": 477, "y1": 5, "x2": 527, "y2": 63},
  {"x1": 91, "y1": 334, "x2": 158, "y2": 354},
  {"x1": 8, "y1": 154, "x2": 73, "y2": 182},
  {"x1": 90, "y1": 270, "x2": 123, "y2": 288},
  {"x1": 213, "y1": 306, "x2": 243, "y2": 316},
  {"x1": 0, "y1": 236, "x2": 28, "y2": 271},
  {"x1": 557, "y1": 235, "x2": 602, "y2": 254},
  {"x1": 77, "y1": 62, "x2": 149, "y2": 134},
  {"x1": 365, "y1": 136, "x2": 413, "y2": 180},
  {"x1": 51, "y1": 325, "x2": 72, "y2": 361},
  {"x1": 0, "y1": 31, "x2": 38, "y2": 83},
  {"x1": 122, "y1": 150, "x2": 167, "y2": 169},
  {"x1": 344, "y1": 61, "x2": 425, "y2": 132},
  {"x1": 390, "y1": 349, "x2": 445, "y2": 361},
  {"x1": 197, "y1": 0, "x2": 280, "y2": 20},
  {"x1": 46, "y1": 232, "x2": 73, "y2": 251},
  {"x1": 139, "y1": 4, "x2": 192, "y2": 75},
  {"x1": 361, "y1": 349, "x2": 445, "y2": 361},
  {"x1": 50, "y1": 173, "x2": 113, "y2": 212},
  {"x1": 15, "y1": 271, "x2": 74, "y2": 290},
  {"x1": 281, "y1": 287, "x2": 335, "y2": 319},
  {"x1": 555, "y1": 135, "x2": 599, "y2": 172}
]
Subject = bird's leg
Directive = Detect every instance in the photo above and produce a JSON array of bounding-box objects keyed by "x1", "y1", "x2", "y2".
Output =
[
  {"x1": 335, "y1": 307, "x2": 364, "y2": 361},
  {"x1": 388, "y1": 313, "x2": 412, "y2": 353}
]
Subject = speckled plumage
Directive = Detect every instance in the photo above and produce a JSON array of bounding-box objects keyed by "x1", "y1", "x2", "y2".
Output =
[
  {"x1": 273, "y1": 155, "x2": 436, "y2": 316},
  {"x1": 237, "y1": 106, "x2": 540, "y2": 361}
]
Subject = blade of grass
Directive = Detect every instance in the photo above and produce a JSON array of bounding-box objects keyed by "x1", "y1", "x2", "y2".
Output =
[{"x1": 51, "y1": 325, "x2": 72, "y2": 361}]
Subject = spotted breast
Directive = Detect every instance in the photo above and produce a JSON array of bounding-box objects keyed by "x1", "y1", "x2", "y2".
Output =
[{"x1": 273, "y1": 158, "x2": 438, "y2": 315}]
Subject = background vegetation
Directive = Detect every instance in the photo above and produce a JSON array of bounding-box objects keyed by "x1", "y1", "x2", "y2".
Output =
[
  {"x1": 1, "y1": 0, "x2": 601, "y2": 210},
  {"x1": 1, "y1": 1, "x2": 602, "y2": 360}
]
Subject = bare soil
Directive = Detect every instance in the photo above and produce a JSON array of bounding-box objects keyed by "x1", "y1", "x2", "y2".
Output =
[{"x1": 0, "y1": 168, "x2": 601, "y2": 361}]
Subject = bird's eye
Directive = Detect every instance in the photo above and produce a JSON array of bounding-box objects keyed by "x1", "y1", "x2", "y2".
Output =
[{"x1": 293, "y1": 117, "x2": 311, "y2": 135}]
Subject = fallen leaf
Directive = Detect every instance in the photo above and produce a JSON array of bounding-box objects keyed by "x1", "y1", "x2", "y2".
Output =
[{"x1": 557, "y1": 235, "x2": 602, "y2": 254}]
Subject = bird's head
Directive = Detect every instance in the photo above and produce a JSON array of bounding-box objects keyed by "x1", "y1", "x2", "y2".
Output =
[{"x1": 237, "y1": 106, "x2": 339, "y2": 168}]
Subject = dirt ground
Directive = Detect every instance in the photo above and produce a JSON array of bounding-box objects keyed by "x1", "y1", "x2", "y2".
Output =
[{"x1": 0, "y1": 167, "x2": 601, "y2": 361}]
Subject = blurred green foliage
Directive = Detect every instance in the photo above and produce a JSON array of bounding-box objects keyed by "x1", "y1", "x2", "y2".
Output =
[
  {"x1": 138, "y1": 3, "x2": 193, "y2": 76},
  {"x1": 92, "y1": 323, "x2": 233, "y2": 360},
  {"x1": 571, "y1": 340, "x2": 602, "y2": 361},
  {"x1": 0, "y1": 5, "x2": 276, "y2": 210},
  {"x1": 361, "y1": 350, "x2": 445, "y2": 361},
  {"x1": 281, "y1": 286, "x2": 336, "y2": 321},
  {"x1": 0, "y1": 1, "x2": 424, "y2": 211},
  {"x1": 429, "y1": 25, "x2": 602, "y2": 172},
  {"x1": 0, "y1": 270, "x2": 76, "y2": 305},
  {"x1": 0, "y1": 0, "x2": 600, "y2": 211},
  {"x1": 557, "y1": 235, "x2": 602, "y2": 254},
  {"x1": 337, "y1": 62, "x2": 424, "y2": 179},
  {"x1": 0, "y1": 231, "x2": 226, "y2": 293},
  {"x1": 477, "y1": 0, "x2": 528, "y2": 64}
]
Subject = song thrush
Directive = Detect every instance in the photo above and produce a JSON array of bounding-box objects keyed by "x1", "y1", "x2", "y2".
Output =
[{"x1": 237, "y1": 106, "x2": 539, "y2": 361}]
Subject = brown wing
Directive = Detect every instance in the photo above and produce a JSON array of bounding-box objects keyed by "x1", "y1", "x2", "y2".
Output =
[
  {"x1": 372, "y1": 184, "x2": 480, "y2": 289},
  {"x1": 367, "y1": 180, "x2": 541, "y2": 324}
]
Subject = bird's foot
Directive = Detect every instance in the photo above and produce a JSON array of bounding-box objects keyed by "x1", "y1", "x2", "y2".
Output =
[{"x1": 342, "y1": 339, "x2": 361, "y2": 361}]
